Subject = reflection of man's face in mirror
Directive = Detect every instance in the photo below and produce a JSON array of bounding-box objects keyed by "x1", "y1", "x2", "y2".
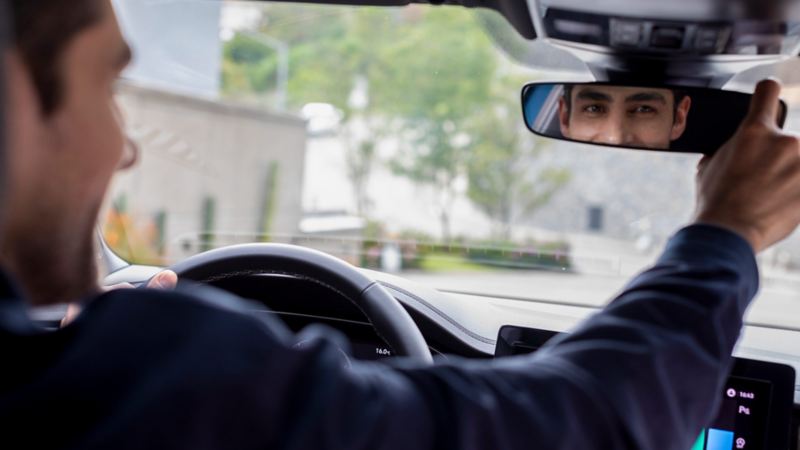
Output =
[{"x1": 558, "y1": 85, "x2": 692, "y2": 149}]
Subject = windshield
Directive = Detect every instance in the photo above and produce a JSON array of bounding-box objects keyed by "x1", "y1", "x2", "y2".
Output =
[{"x1": 106, "y1": 0, "x2": 800, "y2": 330}]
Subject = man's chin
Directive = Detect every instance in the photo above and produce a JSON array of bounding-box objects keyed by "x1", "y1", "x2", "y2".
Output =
[
  {"x1": 20, "y1": 258, "x2": 98, "y2": 306},
  {"x1": 2, "y1": 230, "x2": 100, "y2": 306}
]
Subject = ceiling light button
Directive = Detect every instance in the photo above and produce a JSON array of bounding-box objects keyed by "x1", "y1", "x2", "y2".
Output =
[{"x1": 611, "y1": 19, "x2": 643, "y2": 47}]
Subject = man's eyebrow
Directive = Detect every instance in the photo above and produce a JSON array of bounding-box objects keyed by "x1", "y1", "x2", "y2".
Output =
[
  {"x1": 625, "y1": 92, "x2": 667, "y2": 103},
  {"x1": 114, "y1": 43, "x2": 133, "y2": 71},
  {"x1": 575, "y1": 90, "x2": 612, "y2": 102}
]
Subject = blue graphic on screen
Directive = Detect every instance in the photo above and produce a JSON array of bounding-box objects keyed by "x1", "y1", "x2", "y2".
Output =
[
  {"x1": 707, "y1": 429, "x2": 735, "y2": 450},
  {"x1": 691, "y1": 429, "x2": 706, "y2": 450},
  {"x1": 693, "y1": 428, "x2": 736, "y2": 450}
]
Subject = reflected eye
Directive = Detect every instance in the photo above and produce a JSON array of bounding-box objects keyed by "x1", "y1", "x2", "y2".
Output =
[
  {"x1": 581, "y1": 104, "x2": 606, "y2": 115},
  {"x1": 631, "y1": 105, "x2": 657, "y2": 115}
]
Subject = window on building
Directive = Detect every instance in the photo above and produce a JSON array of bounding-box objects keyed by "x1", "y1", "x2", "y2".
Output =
[{"x1": 588, "y1": 205, "x2": 604, "y2": 232}]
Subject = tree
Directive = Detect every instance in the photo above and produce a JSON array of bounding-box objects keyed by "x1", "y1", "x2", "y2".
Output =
[
  {"x1": 345, "y1": 134, "x2": 377, "y2": 216},
  {"x1": 222, "y1": 6, "x2": 400, "y2": 219},
  {"x1": 378, "y1": 8, "x2": 496, "y2": 240},
  {"x1": 466, "y1": 94, "x2": 570, "y2": 240},
  {"x1": 221, "y1": 5, "x2": 500, "y2": 238}
]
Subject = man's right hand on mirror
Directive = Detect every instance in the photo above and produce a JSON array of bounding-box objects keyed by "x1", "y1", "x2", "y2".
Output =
[{"x1": 696, "y1": 79, "x2": 800, "y2": 253}]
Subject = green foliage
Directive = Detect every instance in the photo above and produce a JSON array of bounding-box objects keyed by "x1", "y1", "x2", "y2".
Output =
[
  {"x1": 359, "y1": 219, "x2": 385, "y2": 268},
  {"x1": 200, "y1": 196, "x2": 216, "y2": 252},
  {"x1": 464, "y1": 240, "x2": 572, "y2": 271},
  {"x1": 367, "y1": 9, "x2": 494, "y2": 122},
  {"x1": 223, "y1": 6, "x2": 494, "y2": 117},
  {"x1": 225, "y1": 34, "x2": 273, "y2": 64},
  {"x1": 222, "y1": 5, "x2": 384, "y2": 110},
  {"x1": 154, "y1": 210, "x2": 167, "y2": 255},
  {"x1": 258, "y1": 161, "x2": 280, "y2": 241},
  {"x1": 222, "y1": 35, "x2": 281, "y2": 96},
  {"x1": 358, "y1": 223, "x2": 570, "y2": 272},
  {"x1": 418, "y1": 252, "x2": 490, "y2": 272}
]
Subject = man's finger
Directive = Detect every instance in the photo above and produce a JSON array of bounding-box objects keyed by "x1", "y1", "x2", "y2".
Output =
[
  {"x1": 60, "y1": 303, "x2": 82, "y2": 328},
  {"x1": 697, "y1": 155, "x2": 711, "y2": 178},
  {"x1": 147, "y1": 270, "x2": 178, "y2": 290},
  {"x1": 745, "y1": 79, "x2": 783, "y2": 126}
]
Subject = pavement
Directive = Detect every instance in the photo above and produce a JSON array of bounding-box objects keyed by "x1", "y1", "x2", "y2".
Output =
[{"x1": 402, "y1": 269, "x2": 800, "y2": 331}]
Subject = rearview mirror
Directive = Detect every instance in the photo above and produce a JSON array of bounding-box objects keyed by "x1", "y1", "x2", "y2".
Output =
[{"x1": 521, "y1": 82, "x2": 788, "y2": 155}]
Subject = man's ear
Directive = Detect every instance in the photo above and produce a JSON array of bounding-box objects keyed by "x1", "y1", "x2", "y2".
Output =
[
  {"x1": 5, "y1": 50, "x2": 42, "y2": 126},
  {"x1": 558, "y1": 97, "x2": 570, "y2": 138},
  {"x1": 670, "y1": 96, "x2": 692, "y2": 141}
]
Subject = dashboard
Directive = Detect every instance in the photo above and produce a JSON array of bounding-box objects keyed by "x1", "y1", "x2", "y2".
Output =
[
  {"x1": 100, "y1": 264, "x2": 800, "y2": 450},
  {"x1": 494, "y1": 325, "x2": 796, "y2": 450}
]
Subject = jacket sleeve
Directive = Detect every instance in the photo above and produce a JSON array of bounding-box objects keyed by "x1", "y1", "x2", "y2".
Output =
[{"x1": 221, "y1": 224, "x2": 758, "y2": 450}]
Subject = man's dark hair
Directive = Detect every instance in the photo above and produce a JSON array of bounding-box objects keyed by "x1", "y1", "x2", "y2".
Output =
[
  {"x1": 561, "y1": 85, "x2": 688, "y2": 120},
  {"x1": 11, "y1": 0, "x2": 102, "y2": 115}
]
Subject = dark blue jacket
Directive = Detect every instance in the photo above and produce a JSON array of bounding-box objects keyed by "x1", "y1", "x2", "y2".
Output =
[{"x1": 0, "y1": 224, "x2": 758, "y2": 449}]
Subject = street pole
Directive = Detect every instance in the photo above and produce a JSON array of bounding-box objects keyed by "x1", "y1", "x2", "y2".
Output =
[{"x1": 241, "y1": 31, "x2": 289, "y2": 111}]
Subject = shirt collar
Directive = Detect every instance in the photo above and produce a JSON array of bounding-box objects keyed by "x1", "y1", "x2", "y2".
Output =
[{"x1": 0, "y1": 266, "x2": 40, "y2": 334}]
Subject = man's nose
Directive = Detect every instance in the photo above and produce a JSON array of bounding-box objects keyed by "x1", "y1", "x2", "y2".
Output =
[
  {"x1": 112, "y1": 101, "x2": 139, "y2": 171},
  {"x1": 117, "y1": 133, "x2": 139, "y2": 170},
  {"x1": 596, "y1": 116, "x2": 625, "y2": 145}
]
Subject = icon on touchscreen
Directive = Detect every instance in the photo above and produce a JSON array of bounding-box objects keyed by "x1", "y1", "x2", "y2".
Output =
[
  {"x1": 706, "y1": 429, "x2": 734, "y2": 450},
  {"x1": 726, "y1": 388, "x2": 737, "y2": 398},
  {"x1": 736, "y1": 437, "x2": 746, "y2": 449}
]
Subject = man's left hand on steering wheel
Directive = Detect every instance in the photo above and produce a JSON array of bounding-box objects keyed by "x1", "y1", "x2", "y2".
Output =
[{"x1": 61, "y1": 270, "x2": 178, "y2": 327}]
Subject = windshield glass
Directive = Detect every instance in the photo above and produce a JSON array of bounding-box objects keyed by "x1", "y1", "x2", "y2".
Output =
[{"x1": 106, "y1": 0, "x2": 800, "y2": 330}]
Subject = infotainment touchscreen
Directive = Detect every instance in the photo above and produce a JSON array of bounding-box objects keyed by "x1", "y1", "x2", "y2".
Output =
[
  {"x1": 691, "y1": 376, "x2": 771, "y2": 450},
  {"x1": 495, "y1": 326, "x2": 796, "y2": 450}
]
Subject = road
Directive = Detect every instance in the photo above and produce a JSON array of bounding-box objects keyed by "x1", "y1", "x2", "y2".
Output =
[{"x1": 402, "y1": 269, "x2": 800, "y2": 331}]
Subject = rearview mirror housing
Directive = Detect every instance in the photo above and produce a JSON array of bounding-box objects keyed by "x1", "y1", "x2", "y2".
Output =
[{"x1": 521, "y1": 82, "x2": 788, "y2": 155}]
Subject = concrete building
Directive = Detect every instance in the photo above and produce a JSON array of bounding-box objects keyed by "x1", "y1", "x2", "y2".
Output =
[
  {"x1": 526, "y1": 141, "x2": 697, "y2": 243},
  {"x1": 108, "y1": 82, "x2": 307, "y2": 264}
]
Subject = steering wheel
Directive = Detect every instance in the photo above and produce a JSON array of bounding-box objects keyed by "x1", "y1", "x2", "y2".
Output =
[{"x1": 167, "y1": 243, "x2": 433, "y2": 364}]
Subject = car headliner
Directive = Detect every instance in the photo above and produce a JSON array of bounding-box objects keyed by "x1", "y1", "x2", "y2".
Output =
[{"x1": 254, "y1": 0, "x2": 538, "y2": 38}]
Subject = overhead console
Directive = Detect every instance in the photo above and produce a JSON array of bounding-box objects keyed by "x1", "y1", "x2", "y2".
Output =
[
  {"x1": 495, "y1": 325, "x2": 796, "y2": 450},
  {"x1": 529, "y1": 0, "x2": 800, "y2": 86},
  {"x1": 539, "y1": 8, "x2": 800, "y2": 57}
]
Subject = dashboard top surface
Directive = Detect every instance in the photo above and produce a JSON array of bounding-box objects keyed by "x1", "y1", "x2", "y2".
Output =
[{"x1": 97, "y1": 264, "x2": 800, "y2": 404}]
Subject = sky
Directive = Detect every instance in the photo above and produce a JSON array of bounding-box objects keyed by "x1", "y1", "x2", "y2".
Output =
[{"x1": 113, "y1": 0, "x2": 225, "y2": 98}]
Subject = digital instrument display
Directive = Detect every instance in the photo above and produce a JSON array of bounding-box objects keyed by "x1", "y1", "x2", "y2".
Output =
[
  {"x1": 495, "y1": 325, "x2": 795, "y2": 450},
  {"x1": 350, "y1": 340, "x2": 394, "y2": 360}
]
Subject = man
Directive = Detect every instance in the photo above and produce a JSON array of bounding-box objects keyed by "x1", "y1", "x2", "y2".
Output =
[
  {"x1": 1, "y1": 1, "x2": 799, "y2": 449},
  {"x1": 2, "y1": 0, "x2": 176, "y2": 309},
  {"x1": 558, "y1": 84, "x2": 692, "y2": 149}
]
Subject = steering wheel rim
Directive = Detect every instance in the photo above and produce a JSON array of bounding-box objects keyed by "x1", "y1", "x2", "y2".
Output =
[{"x1": 166, "y1": 243, "x2": 433, "y2": 364}]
